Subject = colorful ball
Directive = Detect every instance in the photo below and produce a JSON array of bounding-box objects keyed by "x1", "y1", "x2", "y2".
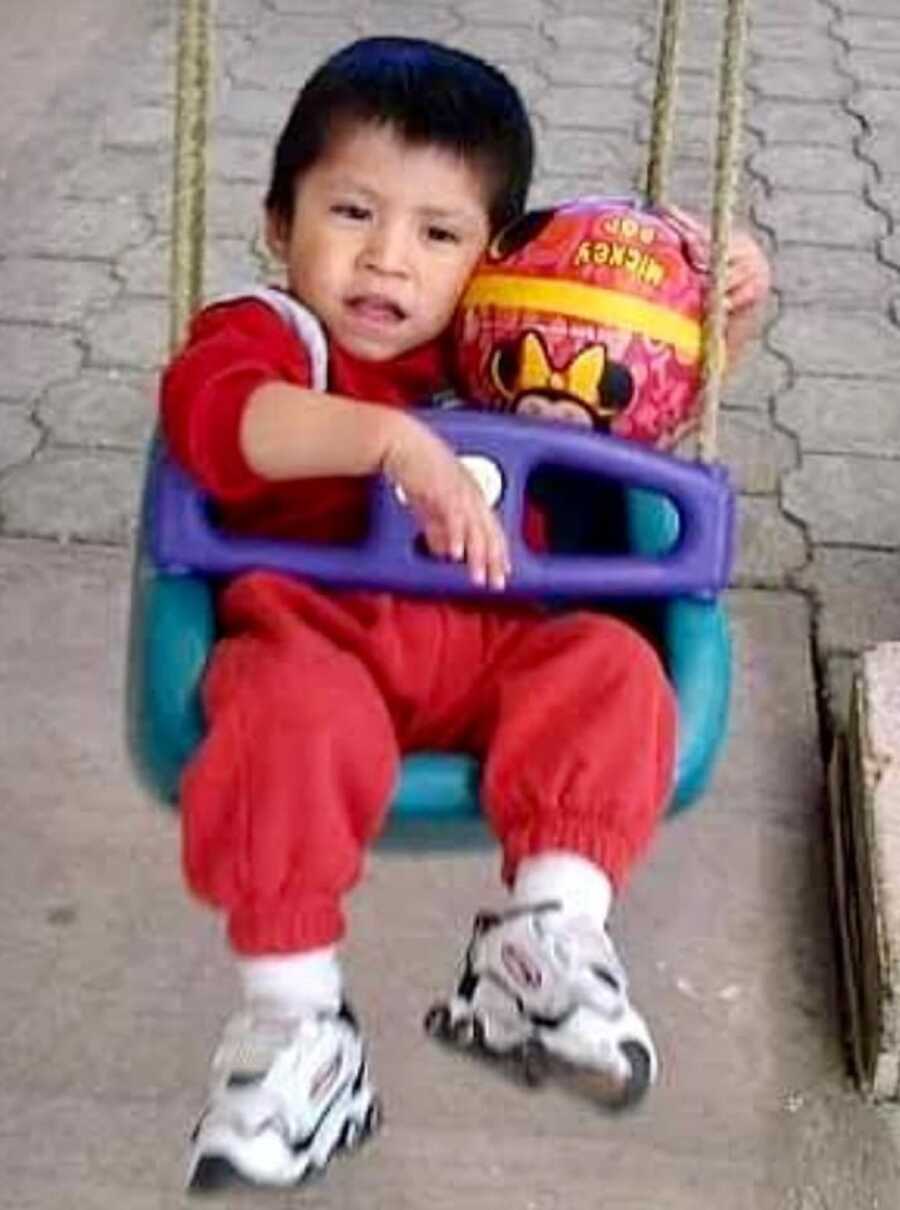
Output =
[{"x1": 454, "y1": 196, "x2": 708, "y2": 448}]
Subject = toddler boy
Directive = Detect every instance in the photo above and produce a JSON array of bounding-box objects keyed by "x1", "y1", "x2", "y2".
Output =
[{"x1": 161, "y1": 36, "x2": 769, "y2": 1191}]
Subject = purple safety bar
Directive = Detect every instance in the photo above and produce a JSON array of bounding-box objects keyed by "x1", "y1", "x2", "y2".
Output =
[{"x1": 150, "y1": 409, "x2": 733, "y2": 599}]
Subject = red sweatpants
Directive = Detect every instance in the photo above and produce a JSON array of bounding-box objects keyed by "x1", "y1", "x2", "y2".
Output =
[{"x1": 181, "y1": 572, "x2": 676, "y2": 955}]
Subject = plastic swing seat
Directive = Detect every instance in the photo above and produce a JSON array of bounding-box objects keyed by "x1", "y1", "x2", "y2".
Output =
[{"x1": 126, "y1": 406, "x2": 733, "y2": 842}]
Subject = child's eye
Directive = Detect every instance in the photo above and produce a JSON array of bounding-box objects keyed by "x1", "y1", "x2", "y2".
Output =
[
  {"x1": 332, "y1": 202, "x2": 371, "y2": 221},
  {"x1": 426, "y1": 225, "x2": 461, "y2": 245}
]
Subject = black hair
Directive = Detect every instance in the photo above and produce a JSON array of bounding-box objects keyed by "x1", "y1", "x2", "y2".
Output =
[{"x1": 265, "y1": 37, "x2": 534, "y2": 234}]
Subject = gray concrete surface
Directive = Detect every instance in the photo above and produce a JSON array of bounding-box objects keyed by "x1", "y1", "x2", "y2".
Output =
[{"x1": 2, "y1": 0, "x2": 900, "y2": 1206}]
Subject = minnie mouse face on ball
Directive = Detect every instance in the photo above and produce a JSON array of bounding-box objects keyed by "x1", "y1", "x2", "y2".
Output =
[
  {"x1": 488, "y1": 327, "x2": 634, "y2": 431},
  {"x1": 454, "y1": 197, "x2": 708, "y2": 449}
]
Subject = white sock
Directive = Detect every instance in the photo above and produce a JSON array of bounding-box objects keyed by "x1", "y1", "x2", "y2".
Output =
[
  {"x1": 238, "y1": 948, "x2": 343, "y2": 1019},
  {"x1": 512, "y1": 851, "x2": 612, "y2": 925}
]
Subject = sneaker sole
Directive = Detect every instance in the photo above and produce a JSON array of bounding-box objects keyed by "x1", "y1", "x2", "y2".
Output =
[
  {"x1": 540, "y1": 1039, "x2": 654, "y2": 1111},
  {"x1": 425, "y1": 1002, "x2": 654, "y2": 1110},
  {"x1": 187, "y1": 1089, "x2": 382, "y2": 1192}
]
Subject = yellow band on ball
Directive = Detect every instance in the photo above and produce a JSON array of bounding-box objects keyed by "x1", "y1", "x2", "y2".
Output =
[{"x1": 462, "y1": 273, "x2": 702, "y2": 361}]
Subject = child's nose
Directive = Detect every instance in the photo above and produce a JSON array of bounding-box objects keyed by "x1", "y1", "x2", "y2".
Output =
[{"x1": 361, "y1": 221, "x2": 409, "y2": 276}]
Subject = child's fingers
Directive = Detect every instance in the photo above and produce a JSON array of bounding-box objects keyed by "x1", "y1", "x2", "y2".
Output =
[
  {"x1": 482, "y1": 512, "x2": 510, "y2": 591},
  {"x1": 444, "y1": 509, "x2": 466, "y2": 563},
  {"x1": 724, "y1": 267, "x2": 753, "y2": 307},
  {"x1": 453, "y1": 486, "x2": 508, "y2": 589},
  {"x1": 422, "y1": 517, "x2": 451, "y2": 559},
  {"x1": 726, "y1": 263, "x2": 770, "y2": 312},
  {"x1": 660, "y1": 204, "x2": 711, "y2": 268},
  {"x1": 404, "y1": 452, "x2": 510, "y2": 590},
  {"x1": 662, "y1": 203, "x2": 707, "y2": 239},
  {"x1": 665, "y1": 211, "x2": 771, "y2": 311},
  {"x1": 469, "y1": 522, "x2": 509, "y2": 592},
  {"x1": 723, "y1": 237, "x2": 770, "y2": 304},
  {"x1": 416, "y1": 494, "x2": 464, "y2": 562},
  {"x1": 726, "y1": 282, "x2": 759, "y2": 313},
  {"x1": 462, "y1": 514, "x2": 489, "y2": 587}
]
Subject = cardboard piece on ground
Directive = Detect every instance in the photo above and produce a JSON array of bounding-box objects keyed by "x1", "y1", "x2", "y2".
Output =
[{"x1": 828, "y1": 642, "x2": 900, "y2": 1100}]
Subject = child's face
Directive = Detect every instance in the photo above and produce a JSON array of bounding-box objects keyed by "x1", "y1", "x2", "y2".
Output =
[{"x1": 266, "y1": 122, "x2": 491, "y2": 361}]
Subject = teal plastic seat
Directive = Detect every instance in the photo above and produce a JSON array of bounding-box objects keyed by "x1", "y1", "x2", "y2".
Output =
[{"x1": 126, "y1": 447, "x2": 731, "y2": 840}]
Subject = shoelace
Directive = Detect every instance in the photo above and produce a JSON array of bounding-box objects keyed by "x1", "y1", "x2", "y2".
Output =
[{"x1": 531, "y1": 910, "x2": 629, "y2": 1017}]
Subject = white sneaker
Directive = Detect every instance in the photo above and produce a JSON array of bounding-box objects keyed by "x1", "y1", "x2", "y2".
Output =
[
  {"x1": 425, "y1": 901, "x2": 657, "y2": 1108},
  {"x1": 187, "y1": 1003, "x2": 381, "y2": 1190}
]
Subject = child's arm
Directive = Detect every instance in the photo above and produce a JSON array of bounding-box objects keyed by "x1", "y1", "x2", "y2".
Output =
[
  {"x1": 162, "y1": 299, "x2": 509, "y2": 589},
  {"x1": 239, "y1": 381, "x2": 511, "y2": 591}
]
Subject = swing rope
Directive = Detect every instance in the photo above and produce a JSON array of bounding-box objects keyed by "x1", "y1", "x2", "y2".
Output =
[
  {"x1": 169, "y1": 0, "x2": 211, "y2": 355},
  {"x1": 699, "y1": 0, "x2": 749, "y2": 464},
  {"x1": 644, "y1": 0, "x2": 684, "y2": 209},
  {"x1": 645, "y1": 0, "x2": 749, "y2": 464}
]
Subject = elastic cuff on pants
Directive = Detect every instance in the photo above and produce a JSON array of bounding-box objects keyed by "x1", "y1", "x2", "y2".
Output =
[{"x1": 227, "y1": 898, "x2": 345, "y2": 956}]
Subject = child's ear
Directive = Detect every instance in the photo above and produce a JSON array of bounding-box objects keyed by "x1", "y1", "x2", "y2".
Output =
[{"x1": 264, "y1": 210, "x2": 289, "y2": 262}]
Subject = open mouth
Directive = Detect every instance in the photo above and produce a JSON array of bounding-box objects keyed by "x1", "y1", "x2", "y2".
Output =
[{"x1": 345, "y1": 294, "x2": 408, "y2": 324}]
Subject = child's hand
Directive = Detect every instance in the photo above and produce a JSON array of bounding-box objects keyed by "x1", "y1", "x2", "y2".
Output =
[
  {"x1": 723, "y1": 229, "x2": 771, "y2": 314},
  {"x1": 662, "y1": 204, "x2": 771, "y2": 314},
  {"x1": 382, "y1": 414, "x2": 511, "y2": 591}
]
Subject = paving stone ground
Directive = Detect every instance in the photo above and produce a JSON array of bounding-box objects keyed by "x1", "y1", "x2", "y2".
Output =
[{"x1": 2, "y1": 1, "x2": 900, "y2": 1206}]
